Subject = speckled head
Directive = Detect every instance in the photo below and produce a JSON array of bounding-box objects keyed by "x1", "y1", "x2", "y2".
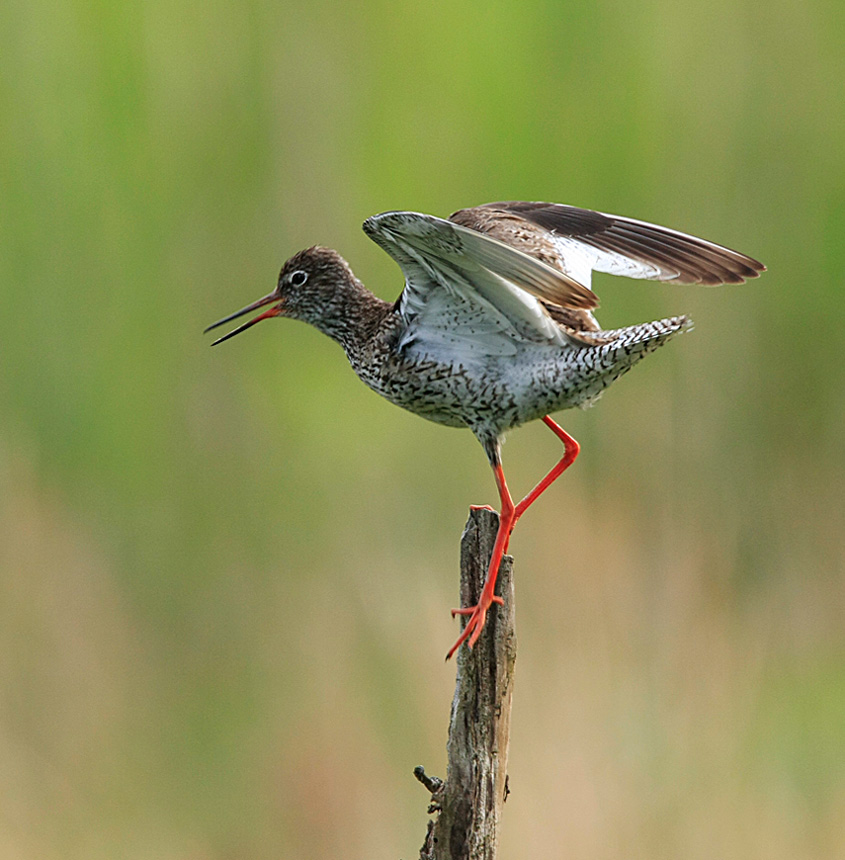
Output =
[{"x1": 204, "y1": 246, "x2": 363, "y2": 345}]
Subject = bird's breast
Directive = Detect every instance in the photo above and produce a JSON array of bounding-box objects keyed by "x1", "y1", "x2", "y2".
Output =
[{"x1": 349, "y1": 337, "x2": 573, "y2": 433}]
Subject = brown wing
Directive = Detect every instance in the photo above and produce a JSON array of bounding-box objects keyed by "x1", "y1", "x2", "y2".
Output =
[{"x1": 455, "y1": 202, "x2": 765, "y2": 286}]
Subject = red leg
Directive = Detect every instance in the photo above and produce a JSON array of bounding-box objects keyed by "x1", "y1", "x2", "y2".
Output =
[
  {"x1": 445, "y1": 461, "x2": 513, "y2": 660},
  {"x1": 446, "y1": 418, "x2": 580, "y2": 658},
  {"x1": 506, "y1": 416, "x2": 580, "y2": 549}
]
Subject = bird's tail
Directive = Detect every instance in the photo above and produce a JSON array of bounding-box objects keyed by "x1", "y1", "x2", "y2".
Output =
[
  {"x1": 569, "y1": 315, "x2": 692, "y2": 409},
  {"x1": 584, "y1": 314, "x2": 692, "y2": 348}
]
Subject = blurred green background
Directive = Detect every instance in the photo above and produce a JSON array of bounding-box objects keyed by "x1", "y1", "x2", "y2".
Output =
[{"x1": 1, "y1": 0, "x2": 843, "y2": 857}]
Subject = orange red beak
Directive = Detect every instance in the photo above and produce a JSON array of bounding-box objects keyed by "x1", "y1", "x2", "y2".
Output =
[{"x1": 204, "y1": 292, "x2": 283, "y2": 345}]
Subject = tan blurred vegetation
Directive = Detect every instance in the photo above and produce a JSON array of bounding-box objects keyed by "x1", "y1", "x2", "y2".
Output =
[{"x1": 1, "y1": 0, "x2": 843, "y2": 857}]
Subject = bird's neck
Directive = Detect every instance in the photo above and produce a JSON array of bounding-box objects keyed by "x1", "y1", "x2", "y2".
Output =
[{"x1": 313, "y1": 278, "x2": 393, "y2": 354}]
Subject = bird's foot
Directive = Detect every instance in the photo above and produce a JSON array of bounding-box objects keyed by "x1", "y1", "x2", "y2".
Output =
[
  {"x1": 451, "y1": 595, "x2": 504, "y2": 616},
  {"x1": 469, "y1": 504, "x2": 496, "y2": 512},
  {"x1": 445, "y1": 593, "x2": 504, "y2": 660}
]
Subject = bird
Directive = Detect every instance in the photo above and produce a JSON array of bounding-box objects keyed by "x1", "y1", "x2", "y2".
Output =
[{"x1": 205, "y1": 201, "x2": 764, "y2": 659}]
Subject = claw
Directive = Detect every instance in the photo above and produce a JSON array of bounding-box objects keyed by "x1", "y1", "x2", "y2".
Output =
[
  {"x1": 445, "y1": 593, "x2": 504, "y2": 659},
  {"x1": 451, "y1": 595, "x2": 503, "y2": 616}
]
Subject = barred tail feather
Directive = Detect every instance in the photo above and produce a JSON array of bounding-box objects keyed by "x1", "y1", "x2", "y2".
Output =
[{"x1": 571, "y1": 315, "x2": 692, "y2": 409}]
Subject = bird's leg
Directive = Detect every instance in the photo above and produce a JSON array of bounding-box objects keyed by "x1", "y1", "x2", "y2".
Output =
[
  {"x1": 503, "y1": 416, "x2": 580, "y2": 552},
  {"x1": 445, "y1": 419, "x2": 579, "y2": 659},
  {"x1": 446, "y1": 459, "x2": 513, "y2": 660}
]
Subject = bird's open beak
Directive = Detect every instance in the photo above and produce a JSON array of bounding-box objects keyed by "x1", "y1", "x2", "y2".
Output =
[{"x1": 204, "y1": 292, "x2": 284, "y2": 345}]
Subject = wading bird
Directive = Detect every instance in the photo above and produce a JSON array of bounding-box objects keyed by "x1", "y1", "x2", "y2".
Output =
[{"x1": 206, "y1": 202, "x2": 764, "y2": 658}]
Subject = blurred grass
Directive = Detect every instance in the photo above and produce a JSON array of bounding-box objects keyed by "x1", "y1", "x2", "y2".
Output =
[{"x1": 1, "y1": 0, "x2": 843, "y2": 857}]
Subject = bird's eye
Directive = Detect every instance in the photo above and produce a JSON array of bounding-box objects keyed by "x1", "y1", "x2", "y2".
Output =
[{"x1": 289, "y1": 270, "x2": 308, "y2": 287}]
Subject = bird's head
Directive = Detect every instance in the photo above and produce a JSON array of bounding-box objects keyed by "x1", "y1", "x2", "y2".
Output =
[{"x1": 204, "y1": 246, "x2": 359, "y2": 345}]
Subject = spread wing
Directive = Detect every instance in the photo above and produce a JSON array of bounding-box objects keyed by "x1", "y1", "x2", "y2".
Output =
[
  {"x1": 453, "y1": 202, "x2": 766, "y2": 291},
  {"x1": 363, "y1": 211, "x2": 597, "y2": 360}
]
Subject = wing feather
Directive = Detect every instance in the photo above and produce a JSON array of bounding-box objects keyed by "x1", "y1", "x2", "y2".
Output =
[
  {"x1": 469, "y1": 202, "x2": 765, "y2": 290},
  {"x1": 362, "y1": 203, "x2": 764, "y2": 359},
  {"x1": 363, "y1": 211, "x2": 594, "y2": 358}
]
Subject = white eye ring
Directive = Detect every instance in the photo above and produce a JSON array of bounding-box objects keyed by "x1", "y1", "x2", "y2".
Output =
[{"x1": 289, "y1": 270, "x2": 308, "y2": 287}]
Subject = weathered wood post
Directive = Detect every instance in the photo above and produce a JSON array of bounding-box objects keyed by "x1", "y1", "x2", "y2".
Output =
[{"x1": 416, "y1": 507, "x2": 517, "y2": 860}]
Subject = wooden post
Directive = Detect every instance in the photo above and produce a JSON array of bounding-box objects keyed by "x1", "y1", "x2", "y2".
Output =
[{"x1": 416, "y1": 507, "x2": 517, "y2": 860}]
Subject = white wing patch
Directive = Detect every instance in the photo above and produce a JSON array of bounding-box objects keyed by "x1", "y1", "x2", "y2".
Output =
[{"x1": 553, "y1": 235, "x2": 667, "y2": 291}]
